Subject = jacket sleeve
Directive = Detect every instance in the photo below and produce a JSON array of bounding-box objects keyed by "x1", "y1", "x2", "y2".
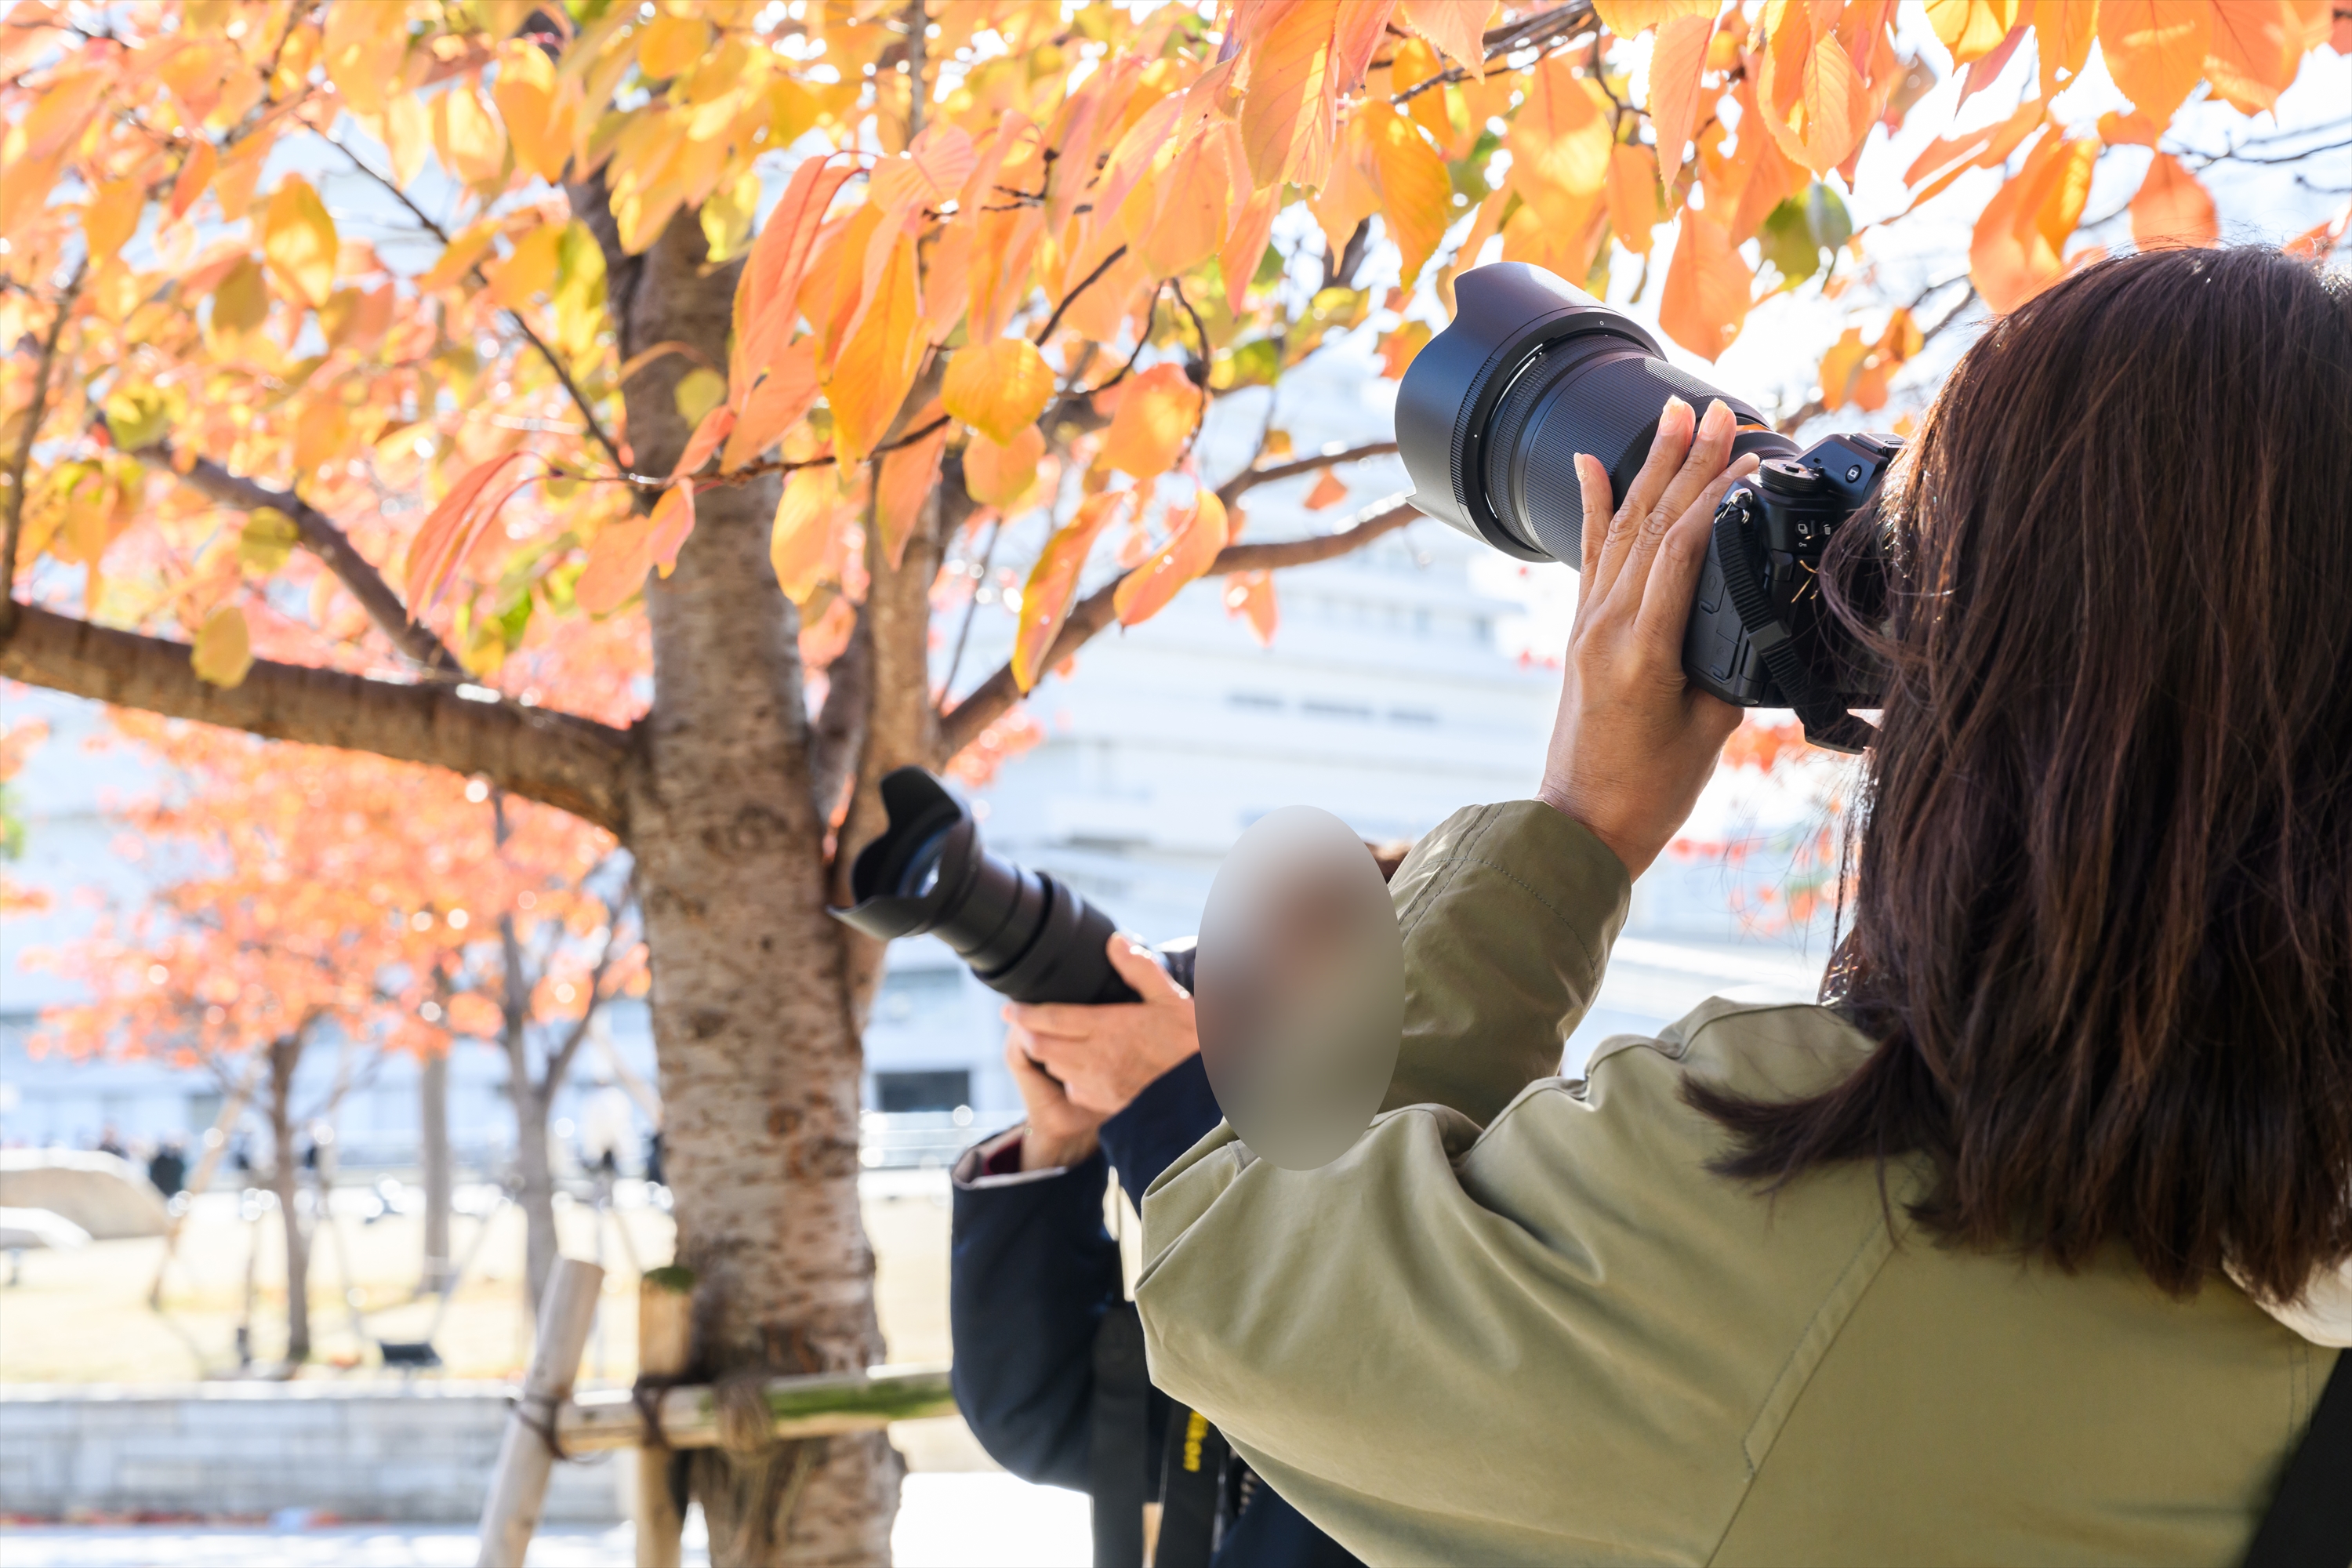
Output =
[
  {"x1": 1099, "y1": 1053, "x2": 1223, "y2": 1197},
  {"x1": 949, "y1": 1145, "x2": 1123, "y2": 1490}
]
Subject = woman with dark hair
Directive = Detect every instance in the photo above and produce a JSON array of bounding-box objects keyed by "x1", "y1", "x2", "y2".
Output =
[{"x1": 1133, "y1": 247, "x2": 2352, "y2": 1565}]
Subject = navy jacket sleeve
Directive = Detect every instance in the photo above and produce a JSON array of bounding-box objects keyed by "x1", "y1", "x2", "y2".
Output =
[
  {"x1": 1098, "y1": 1053, "x2": 1221, "y2": 1197},
  {"x1": 949, "y1": 1147, "x2": 1123, "y2": 1490}
]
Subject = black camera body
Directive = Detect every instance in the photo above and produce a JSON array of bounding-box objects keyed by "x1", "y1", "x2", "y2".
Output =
[{"x1": 1398, "y1": 263, "x2": 1898, "y2": 753}]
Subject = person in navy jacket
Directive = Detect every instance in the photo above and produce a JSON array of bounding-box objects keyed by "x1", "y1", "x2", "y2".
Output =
[{"x1": 949, "y1": 934, "x2": 1362, "y2": 1568}]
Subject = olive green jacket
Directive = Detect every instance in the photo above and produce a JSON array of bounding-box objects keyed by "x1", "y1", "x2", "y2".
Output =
[{"x1": 1136, "y1": 801, "x2": 2334, "y2": 1566}]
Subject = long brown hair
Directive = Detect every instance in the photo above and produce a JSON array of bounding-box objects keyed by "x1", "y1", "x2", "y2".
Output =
[{"x1": 1691, "y1": 248, "x2": 2352, "y2": 1304}]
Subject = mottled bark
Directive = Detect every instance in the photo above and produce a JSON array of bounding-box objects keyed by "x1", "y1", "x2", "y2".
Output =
[{"x1": 572, "y1": 178, "x2": 895, "y2": 1566}]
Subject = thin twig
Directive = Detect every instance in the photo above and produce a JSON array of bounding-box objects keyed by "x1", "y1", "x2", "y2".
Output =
[
  {"x1": 1215, "y1": 441, "x2": 1400, "y2": 507},
  {"x1": 0, "y1": 258, "x2": 86, "y2": 637},
  {"x1": 329, "y1": 139, "x2": 630, "y2": 479},
  {"x1": 940, "y1": 512, "x2": 1003, "y2": 703},
  {"x1": 1393, "y1": 2, "x2": 1597, "y2": 104},
  {"x1": 1032, "y1": 245, "x2": 1130, "y2": 345}
]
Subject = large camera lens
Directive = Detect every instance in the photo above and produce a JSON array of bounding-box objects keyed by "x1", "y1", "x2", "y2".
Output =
[
  {"x1": 833, "y1": 768, "x2": 1138, "y2": 1006},
  {"x1": 1397, "y1": 263, "x2": 1797, "y2": 566}
]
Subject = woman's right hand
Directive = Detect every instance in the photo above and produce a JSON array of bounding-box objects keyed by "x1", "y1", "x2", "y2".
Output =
[{"x1": 1537, "y1": 396, "x2": 1756, "y2": 879}]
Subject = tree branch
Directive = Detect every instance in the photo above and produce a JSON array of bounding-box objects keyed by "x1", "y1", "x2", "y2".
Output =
[
  {"x1": 808, "y1": 606, "x2": 869, "y2": 822},
  {"x1": 1215, "y1": 440, "x2": 1400, "y2": 506},
  {"x1": 0, "y1": 604, "x2": 635, "y2": 833},
  {"x1": 1033, "y1": 244, "x2": 1129, "y2": 346},
  {"x1": 1393, "y1": 2, "x2": 1597, "y2": 103},
  {"x1": 935, "y1": 499, "x2": 1421, "y2": 761},
  {"x1": 147, "y1": 442, "x2": 465, "y2": 677},
  {"x1": 0, "y1": 260, "x2": 86, "y2": 637}
]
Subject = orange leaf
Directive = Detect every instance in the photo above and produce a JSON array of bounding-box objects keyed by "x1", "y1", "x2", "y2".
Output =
[
  {"x1": 1303, "y1": 471, "x2": 1348, "y2": 510},
  {"x1": 1658, "y1": 213, "x2": 1750, "y2": 361},
  {"x1": 942, "y1": 338, "x2": 1057, "y2": 447},
  {"x1": 2096, "y1": 109, "x2": 2165, "y2": 146},
  {"x1": 1606, "y1": 143, "x2": 1662, "y2": 256},
  {"x1": 876, "y1": 423, "x2": 949, "y2": 571},
  {"x1": 1399, "y1": 0, "x2": 1496, "y2": 77},
  {"x1": 1116, "y1": 492, "x2": 1231, "y2": 627},
  {"x1": 722, "y1": 340, "x2": 822, "y2": 471},
  {"x1": 405, "y1": 452, "x2": 531, "y2": 610},
  {"x1": 1309, "y1": 108, "x2": 1385, "y2": 261},
  {"x1": 1756, "y1": 20, "x2": 1871, "y2": 176},
  {"x1": 1240, "y1": 0, "x2": 1340, "y2": 191},
  {"x1": 1817, "y1": 325, "x2": 1868, "y2": 408},
  {"x1": 1647, "y1": 13, "x2": 1715, "y2": 170},
  {"x1": 769, "y1": 467, "x2": 845, "y2": 607},
  {"x1": 735, "y1": 157, "x2": 857, "y2": 383},
  {"x1": 1367, "y1": 106, "x2": 1451, "y2": 285},
  {"x1": 649, "y1": 480, "x2": 696, "y2": 579},
  {"x1": 2098, "y1": 0, "x2": 2214, "y2": 122},
  {"x1": 1969, "y1": 133, "x2": 2098, "y2": 313},
  {"x1": 825, "y1": 234, "x2": 925, "y2": 464},
  {"x1": 1139, "y1": 120, "x2": 1235, "y2": 278},
  {"x1": 322, "y1": 0, "x2": 408, "y2": 116},
  {"x1": 1377, "y1": 319, "x2": 1432, "y2": 379},
  {"x1": 494, "y1": 38, "x2": 578, "y2": 183},
  {"x1": 84, "y1": 179, "x2": 143, "y2": 266},
  {"x1": 1011, "y1": 492, "x2": 1125, "y2": 692},
  {"x1": 1331, "y1": 0, "x2": 1398, "y2": 94},
  {"x1": 670, "y1": 404, "x2": 737, "y2": 481},
  {"x1": 168, "y1": 139, "x2": 216, "y2": 223},
  {"x1": 2205, "y1": 0, "x2": 2304, "y2": 113},
  {"x1": 2284, "y1": 201, "x2": 2350, "y2": 260},
  {"x1": 419, "y1": 218, "x2": 500, "y2": 292},
  {"x1": 1221, "y1": 181, "x2": 1282, "y2": 314},
  {"x1": 2032, "y1": 0, "x2": 2100, "y2": 100},
  {"x1": 965, "y1": 426, "x2": 1046, "y2": 510},
  {"x1": 1099, "y1": 363, "x2": 1203, "y2": 483},
  {"x1": 2129, "y1": 152, "x2": 2220, "y2": 249},
  {"x1": 1222, "y1": 570, "x2": 1279, "y2": 645},
  {"x1": 1509, "y1": 53, "x2": 1611, "y2": 227},
  {"x1": 1392, "y1": 37, "x2": 1453, "y2": 143}
]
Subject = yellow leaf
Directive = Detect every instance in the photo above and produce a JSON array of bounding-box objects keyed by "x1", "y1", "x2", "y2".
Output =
[
  {"x1": 239, "y1": 507, "x2": 299, "y2": 572},
  {"x1": 1012, "y1": 492, "x2": 1124, "y2": 691},
  {"x1": 323, "y1": 0, "x2": 408, "y2": 116},
  {"x1": 494, "y1": 38, "x2": 577, "y2": 183},
  {"x1": 1923, "y1": 0, "x2": 2022, "y2": 64},
  {"x1": 262, "y1": 176, "x2": 337, "y2": 309},
  {"x1": 83, "y1": 179, "x2": 144, "y2": 267},
  {"x1": 824, "y1": 234, "x2": 924, "y2": 464},
  {"x1": 191, "y1": 604, "x2": 253, "y2": 688},
  {"x1": 419, "y1": 218, "x2": 500, "y2": 292},
  {"x1": 1139, "y1": 121, "x2": 1234, "y2": 278},
  {"x1": 942, "y1": 338, "x2": 1057, "y2": 448},
  {"x1": 636, "y1": 11, "x2": 709, "y2": 80},
  {"x1": 1098, "y1": 363, "x2": 1203, "y2": 483},
  {"x1": 1367, "y1": 105, "x2": 1451, "y2": 286},
  {"x1": 1115, "y1": 492, "x2": 1230, "y2": 627},
  {"x1": 673, "y1": 367, "x2": 728, "y2": 428},
  {"x1": 1658, "y1": 212, "x2": 1750, "y2": 360},
  {"x1": 1606, "y1": 143, "x2": 1662, "y2": 256},
  {"x1": 2097, "y1": 0, "x2": 2214, "y2": 122},
  {"x1": 2129, "y1": 151, "x2": 2220, "y2": 249},
  {"x1": 484, "y1": 223, "x2": 561, "y2": 311},
  {"x1": 1398, "y1": 0, "x2": 1496, "y2": 77},
  {"x1": 876, "y1": 423, "x2": 949, "y2": 571},
  {"x1": 769, "y1": 466, "x2": 844, "y2": 606},
  {"x1": 1392, "y1": 38, "x2": 1452, "y2": 143},
  {"x1": 433, "y1": 82, "x2": 509, "y2": 188},
  {"x1": 385, "y1": 92, "x2": 432, "y2": 188},
  {"x1": 965, "y1": 426, "x2": 1046, "y2": 510}
]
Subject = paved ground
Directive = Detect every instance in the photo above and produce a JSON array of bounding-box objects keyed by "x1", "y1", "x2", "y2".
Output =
[{"x1": 0, "y1": 1475, "x2": 1092, "y2": 1566}]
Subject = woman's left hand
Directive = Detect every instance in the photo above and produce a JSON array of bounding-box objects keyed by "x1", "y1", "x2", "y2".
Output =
[{"x1": 1538, "y1": 396, "x2": 1758, "y2": 879}]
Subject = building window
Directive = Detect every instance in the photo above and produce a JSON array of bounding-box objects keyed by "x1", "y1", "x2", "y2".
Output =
[
  {"x1": 1302, "y1": 699, "x2": 1374, "y2": 720},
  {"x1": 874, "y1": 1069, "x2": 972, "y2": 1113},
  {"x1": 1226, "y1": 691, "x2": 1283, "y2": 711},
  {"x1": 1387, "y1": 709, "x2": 1439, "y2": 726}
]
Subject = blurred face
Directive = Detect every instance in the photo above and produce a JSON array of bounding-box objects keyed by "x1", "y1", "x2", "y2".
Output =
[{"x1": 1195, "y1": 808, "x2": 1403, "y2": 1171}]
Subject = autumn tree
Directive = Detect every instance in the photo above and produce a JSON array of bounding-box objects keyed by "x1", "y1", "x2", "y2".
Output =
[
  {"x1": 0, "y1": 711, "x2": 45, "y2": 917},
  {"x1": 0, "y1": 0, "x2": 2343, "y2": 1555}
]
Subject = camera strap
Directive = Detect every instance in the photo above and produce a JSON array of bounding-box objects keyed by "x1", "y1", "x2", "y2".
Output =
[
  {"x1": 1713, "y1": 494, "x2": 1877, "y2": 755},
  {"x1": 1090, "y1": 1302, "x2": 1151, "y2": 1568},
  {"x1": 2241, "y1": 1347, "x2": 2352, "y2": 1568}
]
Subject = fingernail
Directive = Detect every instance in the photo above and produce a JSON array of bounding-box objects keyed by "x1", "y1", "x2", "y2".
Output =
[{"x1": 1701, "y1": 399, "x2": 1733, "y2": 439}]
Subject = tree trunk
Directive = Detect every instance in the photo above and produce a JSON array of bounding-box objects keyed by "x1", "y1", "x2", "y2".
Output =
[
  {"x1": 265, "y1": 1034, "x2": 311, "y2": 1368},
  {"x1": 572, "y1": 190, "x2": 896, "y2": 1564},
  {"x1": 514, "y1": 1080, "x2": 559, "y2": 1315},
  {"x1": 420, "y1": 1047, "x2": 453, "y2": 1294}
]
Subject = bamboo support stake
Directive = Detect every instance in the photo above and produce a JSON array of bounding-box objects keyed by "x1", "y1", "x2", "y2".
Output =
[
  {"x1": 475, "y1": 1257, "x2": 604, "y2": 1568},
  {"x1": 633, "y1": 1269, "x2": 694, "y2": 1568},
  {"x1": 553, "y1": 1363, "x2": 956, "y2": 1454}
]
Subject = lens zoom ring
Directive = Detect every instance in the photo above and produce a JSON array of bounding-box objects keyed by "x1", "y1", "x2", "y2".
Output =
[{"x1": 1481, "y1": 348, "x2": 1566, "y2": 551}]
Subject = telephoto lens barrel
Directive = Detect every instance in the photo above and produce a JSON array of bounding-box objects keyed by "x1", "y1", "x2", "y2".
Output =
[
  {"x1": 830, "y1": 768, "x2": 1138, "y2": 1006},
  {"x1": 1396, "y1": 262, "x2": 1798, "y2": 567}
]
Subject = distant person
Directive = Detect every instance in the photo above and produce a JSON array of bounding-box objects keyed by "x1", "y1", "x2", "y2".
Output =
[
  {"x1": 578, "y1": 1081, "x2": 633, "y2": 1179},
  {"x1": 147, "y1": 1138, "x2": 187, "y2": 1197},
  {"x1": 642, "y1": 1129, "x2": 665, "y2": 1189},
  {"x1": 94, "y1": 1124, "x2": 125, "y2": 1160}
]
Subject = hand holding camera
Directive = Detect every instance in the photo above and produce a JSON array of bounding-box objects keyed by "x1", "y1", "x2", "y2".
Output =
[{"x1": 1002, "y1": 937, "x2": 1198, "y2": 1171}]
